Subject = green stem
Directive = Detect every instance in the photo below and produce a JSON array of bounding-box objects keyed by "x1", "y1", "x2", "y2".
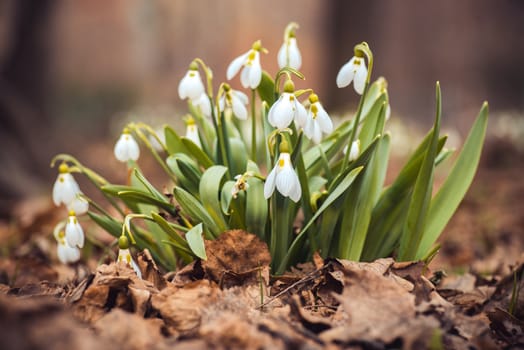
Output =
[{"x1": 251, "y1": 89, "x2": 257, "y2": 161}]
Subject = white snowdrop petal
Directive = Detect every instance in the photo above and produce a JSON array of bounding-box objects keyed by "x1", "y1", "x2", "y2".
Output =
[
  {"x1": 68, "y1": 196, "x2": 89, "y2": 215},
  {"x1": 295, "y1": 102, "x2": 308, "y2": 129},
  {"x1": 57, "y1": 244, "x2": 68, "y2": 264},
  {"x1": 275, "y1": 167, "x2": 296, "y2": 197},
  {"x1": 277, "y1": 42, "x2": 287, "y2": 69},
  {"x1": 248, "y1": 59, "x2": 262, "y2": 89},
  {"x1": 234, "y1": 91, "x2": 249, "y2": 105},
  {"x1": 194, "y1": 93, "x2": 211, "y2": 117},
  {"x1": 232, "y1": 96, "x2": 248, "y2": 120},
  {"x1": 240, "y1": 65, "x2": 251, "y2": 89},
  {"x1": 263, "y1": 167, "x2": 277, "y2": 199},
  {"x1": 227, "y1": 53, "x2": 248, "y2": 80},
  {"x1": 185, "y1": 125, "x2": 202, "y2": 148},
  {"x1": 288, "y1": 173, "x2": 302, "y2": 203},
  {"x1": 336, "y1": 58, "x2": 356, "y2": 88},
  {"x1": 218, "y1": 96, "x2": 226, "y2": 112},
  {"x1": 288, "y1": 38, "x2": 302, "y2": 70},
  {"x1": 353, "y1": 64, "x2": 367, "y2": 95},
  {"x1": 316, "y1": 106, "x2": 333, "y2": 134}
]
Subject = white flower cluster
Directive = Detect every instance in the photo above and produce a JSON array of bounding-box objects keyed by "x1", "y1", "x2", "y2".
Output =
[{"x1": 52, "y1": 164, "x2": 88, "y2": 264}]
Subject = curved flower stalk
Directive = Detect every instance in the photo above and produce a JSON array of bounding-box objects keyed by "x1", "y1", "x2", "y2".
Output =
[
  {"x1": 278, "y1": 22, "x2": 302, "y2": 70},
  {"x1": 268, "y1": 79, "x2": 307, "y2": 130},
  {"x1": 218, "y1": 84, "x2": 249, "y2": 120},
  {"x1": 114, "y1": 128, "x2": 140, "y2": 162},
  {"x1": 303, "y1": 93, "x2": 333, "y2": 144},
  {"x1": 117, "y1": 236, "x2": 142, "y2": 278},
  {"x1": 227, "y1": 40, "x2": 266, "y2": 89}
]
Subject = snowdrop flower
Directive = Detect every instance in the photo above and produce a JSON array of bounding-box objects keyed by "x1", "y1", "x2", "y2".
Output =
[
  {"x1": 52, "y1": 164, "x2": 81, "y2": 206},
  {"x1": 343, "y1": 139, "x2": 361, "y2": 162},
  {"x1": 68, "y1": 196, "x2": 89, "y2": 215},
  {"x1": 65, "y1": 210, "x2": 85, "y2": 248},
  {"x1": 264, "y1": 150, "x2": 301, "y2": 203},
  {"x1": 117, "y1": 236, "x2": 142, "y2": 278},
  {"x1": 114, "y1": 129, "x2": 140, "y2": 162},
  {"x1": 231, "y1": 172, "x2": 253, "y2": 199},
  {"x1": 336, "y1": 55, "x2": 368, "y2": 94},
  {"x1": 303, "y1": 93, "x2": 333, "y2": 144},
  {"x1": 227, "y1": 40, "x2": 265, "y2": 89},
  {"x1": 178, "y1": 62, "x2": 205, "y2": 101},
  {"x1": 219, "y1": 84, "x2": 249, "y2": 120},
  {"x1": 184, "y1": 117, "x2": 202, "y2": 148},
  {"x1": 149, "y1": 128, "x2": 166, "y2": 152},
  {"x1": 268, "y1": 79, "x2": 307, "y2": 130},
  {"x1": 54, "y1": 227, "x2": 80, "y2": 264},
  {"x1": 278, "y1": 23, "x2": 302, "y2": 70},
  {"x1": 192, "y1": 92, "x2": 212, "y2": 117}
]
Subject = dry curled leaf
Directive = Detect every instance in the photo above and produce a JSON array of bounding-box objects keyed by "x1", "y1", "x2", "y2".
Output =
[{"x1": 203, "y1": 230, "x2": 271, "y2": 288}]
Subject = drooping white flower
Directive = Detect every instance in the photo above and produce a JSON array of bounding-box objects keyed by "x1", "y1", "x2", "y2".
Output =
[
  {"x1": 117, "y1": 236, "x2": 142, "y2": 278},
  {"x1": 303, "y1": 94, "x2": 333, "y2": 144},
  {"x1": 227, "y1": 40, "x2": 264, "y2": 89},
  {"x1": 178, "y1": 65, "x2": 205, "y2": 101},
  {"x1": 264, "y1": 152, "x2": 301, "y2": 202},
  {"x1": 184, "y1": 119, "x2": 202, "y2": 148},
  {"x1": 192, "y1": 92, "x2": 212, "y2": 117},
  {"x1": 149, "y1": 128, "x2": 166, "y2": 152},
  {"x1": 278, "y1": 38, "x2": 302, "y2": 70},
  {"x1": 343, "y1": 139, "x2": 361, "y2": 162},
  {"x1": 336, "y1": 55, "x2": 368, "y2": 94},
  {"x1": 65, "y1": 210, "x2": 85, "y2": 248},
  {"x1": 219, "y1": 85, "x2": 249, "y2": 120},
  {"x1": 114, "y1": 129, "x2": 140, "y2": 162},
  {"x1": 68, "y1": 196, "x2": 89, "y2": 215},
  {"x1": 268, "y1": 80, "x2": 307, "y2": 130},
  {"x1": 52, "y1": 164, "x2": 80, "y2": 207},
  {"x1": 53, "y1": 223, "x2": 81, "y2": 264}
]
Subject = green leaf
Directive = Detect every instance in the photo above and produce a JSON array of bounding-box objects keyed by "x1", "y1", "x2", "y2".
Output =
[
  {"x1": 87, "y1": 211, "x2": 122, "y2": 238},
  {"x1": 276, "y1": 166, "x2": 364, "y2": 274},
  {"x1": 256, "y1": 71, "x2": 276, "y2": 105},
  {"x1": 416, "y1": 102, "x2": 488, "y2": 258},
  {"x1": 228, "y1": 138, "x2": 248, "y2": 177},
  {"x1": 164, "y1": 126, "x2": 189, "y2": 156},
  {"x1": 186, "y1": 223, "x2": 207, "y2": 260},
  {"x1": 245, "y1": 177, "x2": 267, "y2": 239},
  {"x1": 132, "y1": 168, "x2": 168, "y2": 202},
  {"x1": 398, "y1": 82, "x2": 442, "y2": 261},
  {"x1": 117, "y1": 190, "x2": 177, "y2": 216},
  {"x1": 173, "y1": 186, "x2": 219, "y2": 239},
  {"x1": 166, "y1": 154, "x2": 202, "y2": 197},
  {"x1": 181, "y1": 138, "x2": 214, "y2": 168},
  {"x1": 338, "y1": 134, "x2": 390, "y2": 260},
  {"x1": 358, "y1": 93, "x2": 387, "y2": 150},
  {"x1": 199, "y1": 165, "x2": 229, "y2": 232},
  {"x1": 150, "y1": 212, "x2": 193, "y2": 263}
]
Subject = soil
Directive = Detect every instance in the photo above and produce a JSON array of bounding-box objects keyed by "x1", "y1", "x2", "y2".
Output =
[{"x1": 0, "y1": 137, "x2": 523, "y2": 350}]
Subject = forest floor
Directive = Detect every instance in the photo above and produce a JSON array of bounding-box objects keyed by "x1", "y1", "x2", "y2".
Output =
[{"x1": 0, "y1": 137, "x2": 523, "y2": 350}]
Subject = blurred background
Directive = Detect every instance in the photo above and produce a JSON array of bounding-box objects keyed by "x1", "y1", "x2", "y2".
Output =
[{"x1": 1, "y1": 0, "x2": 524, "y2": 216}]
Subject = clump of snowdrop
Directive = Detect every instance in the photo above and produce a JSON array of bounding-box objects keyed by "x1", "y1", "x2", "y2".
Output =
[{"x1": 114, "y1": 128, "x2": 140, "y2": 162}]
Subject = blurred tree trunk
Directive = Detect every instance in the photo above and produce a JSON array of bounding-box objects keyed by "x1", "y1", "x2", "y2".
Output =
[{"x1": 0, "y1": 0, "x2": 54, "y2": 217}]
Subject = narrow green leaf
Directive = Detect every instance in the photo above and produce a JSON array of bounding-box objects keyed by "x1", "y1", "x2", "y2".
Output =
[
  {"x1": 181, "y1": 138, "x2": 214, "y2": 169},
  {"x1": 173, "y1": 186, "x2": 219, "y2": 239},
  {"x1": 277, "y1": 166, "x2": 363, "y2": 274},
  {"x1": 87, "y1": 211, "x2": 122, "y2": 238},
  {"x1": 256, "y1": 71, "x2": 276, "y2": 105},
  {"x1": 245, "y1": 177, "x2": 267, "y2": 239},
  {"x1": 164, "y1": 126, "x2": 188, "y2": 156},
  {"x1": 398, "y1": 82, "x2": 442, "y2": 261},
  {"x1": 186, "y1": 223, "x2": 207, "y2": 260},
  {"x1": 150, "y1": 212, "x2": 191, "y2": 253},
  {"x1": 199, "y1": 165, "x2": 229, "y2": 232},
  {"x1": 133, "y1": 168, "x2": 168, "y2": 202},
  {"x1": 416, "y1": 102, "x2": 488, "y2": 258},
  {"x1": 358, "y1": 93, "x2": 387, "y2": 150}
]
